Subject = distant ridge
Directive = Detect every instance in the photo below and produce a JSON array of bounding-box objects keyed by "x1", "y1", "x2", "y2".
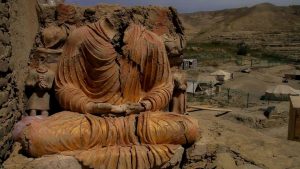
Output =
[{"x1": 180, "y1": 3, "x2": 300, "y2": 58}]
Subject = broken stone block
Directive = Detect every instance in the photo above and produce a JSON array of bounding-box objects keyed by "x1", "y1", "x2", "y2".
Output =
[
  {"x1": 3, "y1": 143, "x2": 82, "y2": 169},
  {"x1": 215, "y1": 153, "x2": 238, "y2": 169},
  {"x1": 183, "y1": 142, "x2": 219, "y2": 169},
  {"x1": 186, "y1": 142, "x2": 218, "y2": 161},
  {"x1": 4, "y1": 152, "x2": 82, "y2": 169},
  {"x1": 162, "y1": 146, "x2": 184, "y2": 169},
  {"x1": 24, "y1": 155, "x2": 82, "y2": 169},
  {"x1": 4, "y1": 145, "x2": 186, "y2": 169}
]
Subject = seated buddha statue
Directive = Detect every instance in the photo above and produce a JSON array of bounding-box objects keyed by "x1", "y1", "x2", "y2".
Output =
[{"x1": 13, "y1": 19, "x2": 199, "y2": 169}]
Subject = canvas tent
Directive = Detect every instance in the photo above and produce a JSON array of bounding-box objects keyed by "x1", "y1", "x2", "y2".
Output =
[
  {"x1": 196, "y1": 75, "x2": 218, "y2": 85},
  {"x1": 210, "y1": 70, "x2": 232, "y2": 82},
  {"x1": 187, "y1": 76, "x2": 219, "y2": 96},
  {"x1": 187, "y1": 75, "x2": 218, "y2": 94},
  {"x1": 265, "y1": 85, "x2": 300, "y2": 101}
]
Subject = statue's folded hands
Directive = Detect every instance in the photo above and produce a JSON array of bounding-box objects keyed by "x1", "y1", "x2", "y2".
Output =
[
  {"x1": 85, "y1": 102, "x2": 113, "y2": 114},
  {"x1": 85, "y1": 102, "x2": 146, "y2": 115},
  {"x1": 123, "y1": 102, "x2": 146, "y2": 115}
]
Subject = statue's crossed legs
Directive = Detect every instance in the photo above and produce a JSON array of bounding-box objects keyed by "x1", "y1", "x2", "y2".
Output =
[{"x1": 14, "y1": 111, "x2": 199, "y2": 169}]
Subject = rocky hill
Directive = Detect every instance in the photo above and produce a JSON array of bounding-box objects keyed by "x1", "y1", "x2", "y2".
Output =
[{"x1": 180, "y1": 3, "x2": 300, "y2": 59}]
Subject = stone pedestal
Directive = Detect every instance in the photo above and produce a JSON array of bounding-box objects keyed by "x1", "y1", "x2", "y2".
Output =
[{"x1": 3, "y1": 143, "x2": 185, "y2": 169}]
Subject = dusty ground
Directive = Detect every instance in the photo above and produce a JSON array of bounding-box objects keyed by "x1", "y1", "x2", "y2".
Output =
[
  {"x1": 184, "y1": 110, "x2": 300, "y2": 169},
  {"x1": 185, "y1": 62, "x2": 300, "y2": 168},
  {"x1": 188, "y1": 64, "x2": 299, "y2": 106},
  {"x1": 188, "y1": 63, "x2": 299, "y2": 95},
  {"x1": 222, "y1": 64, "x2": 299, "y2": 96},
  {"x1": 188, "y1": 63, "x2": 300, "y2": 140}
]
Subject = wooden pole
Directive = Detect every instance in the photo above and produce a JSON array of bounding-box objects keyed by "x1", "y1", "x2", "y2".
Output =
[
  {"x1": 193, "y1": 81, "x2": 195, "y2": 97},
  {"x1": 247, "y1": 93, "x2": 250, "y2": 108},
  {"x1": 187, "y1": 105, "x2": 232, "y2": 112},
  {"x1": 227, "y1": 88, "x2": 230, "y2": 103}
]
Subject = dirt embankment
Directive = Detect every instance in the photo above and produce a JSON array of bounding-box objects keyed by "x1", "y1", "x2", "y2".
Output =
[{"x1": 0, "y1": 0, "x2": 39, "y2": 163}]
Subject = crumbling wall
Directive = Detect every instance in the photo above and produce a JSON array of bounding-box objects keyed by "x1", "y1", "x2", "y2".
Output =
[
  {"x1": 1, "y1": 1, "x2": 185, "y2": 165},
  {"x1": 36, "y1": 3, "x2": 186, "y2": 67},
  {"x1": 0, "y1": 0, "x2": 39, "y2": 163}
]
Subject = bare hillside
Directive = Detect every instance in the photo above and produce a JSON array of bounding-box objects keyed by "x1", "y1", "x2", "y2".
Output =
[{"x1": 180, "y1": 3, "x2": 300, "y2": 58}]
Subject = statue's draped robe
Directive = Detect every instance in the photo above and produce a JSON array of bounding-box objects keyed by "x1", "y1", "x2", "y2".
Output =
[
  {"x1": 21, "y1": 23, "x2": 199, "y2": 169},
  {"x1": 55, "y1": 23, "x2": 173, "y2": 113}
]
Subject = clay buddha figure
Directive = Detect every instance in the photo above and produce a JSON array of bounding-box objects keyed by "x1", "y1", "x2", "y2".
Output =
[
  {"x1": 25, "y1": 48, "x2": 55, "y2": 116},
  {"x1": 14, "y1": 19, "x2": 199, "y2": 169},
  {"x1": 163, "y1": 34, "x2": 188, "y2": 114},
  {"x1": 170, "y1": 68, "x2": 187, "y2": 114}
]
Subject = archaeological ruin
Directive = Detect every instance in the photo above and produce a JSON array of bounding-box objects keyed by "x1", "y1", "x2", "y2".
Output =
[{"x1": 1, "y1": 1, "x2": 300, "y2": 169}]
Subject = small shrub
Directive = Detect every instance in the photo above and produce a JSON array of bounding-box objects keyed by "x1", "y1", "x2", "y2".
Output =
[{"x1": 237, "y1": 42, "x2": 249, "y2": 55}]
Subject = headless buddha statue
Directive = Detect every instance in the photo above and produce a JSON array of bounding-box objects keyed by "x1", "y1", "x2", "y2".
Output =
[{"x1": 14, "y1": 19, "x2": 199, "y2": 169}]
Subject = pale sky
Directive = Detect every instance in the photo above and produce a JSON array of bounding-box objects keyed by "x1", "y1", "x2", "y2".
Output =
[{"x1": 65, "y1": 0, "x2": 300, "y2": 13}]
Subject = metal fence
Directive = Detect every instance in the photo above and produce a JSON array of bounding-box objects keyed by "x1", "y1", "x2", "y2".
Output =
[
  {"x1": 188, "y1": 54, "x2": 292, "y2": 68},
  {"x1": 188, "y1": 87, "x2": 268, "y2": 108}
]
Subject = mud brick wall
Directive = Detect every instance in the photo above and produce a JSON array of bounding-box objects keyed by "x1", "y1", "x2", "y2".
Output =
[{"x1": 0, "y1": 0, "x2": 39, "y2": 163}]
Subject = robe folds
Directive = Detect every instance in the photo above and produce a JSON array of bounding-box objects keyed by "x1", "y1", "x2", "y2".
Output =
[
  {"x1": 22, "y1": 111, "x2": 198, "y2": 169},
  {"x1": 19, "y1": 21, "x2": 199, "y2": 169},
  {"x1": 55, "y1": 22, "x2": 173, "y2": 113}
]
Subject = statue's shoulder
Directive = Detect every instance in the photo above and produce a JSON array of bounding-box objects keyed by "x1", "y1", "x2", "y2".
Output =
[
  {"x1": 66, "y1": 26, "x2": 90, "y2": 46},
  {"x1": 124, "y1": 23, "x2": 163, "y2": 43}
]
